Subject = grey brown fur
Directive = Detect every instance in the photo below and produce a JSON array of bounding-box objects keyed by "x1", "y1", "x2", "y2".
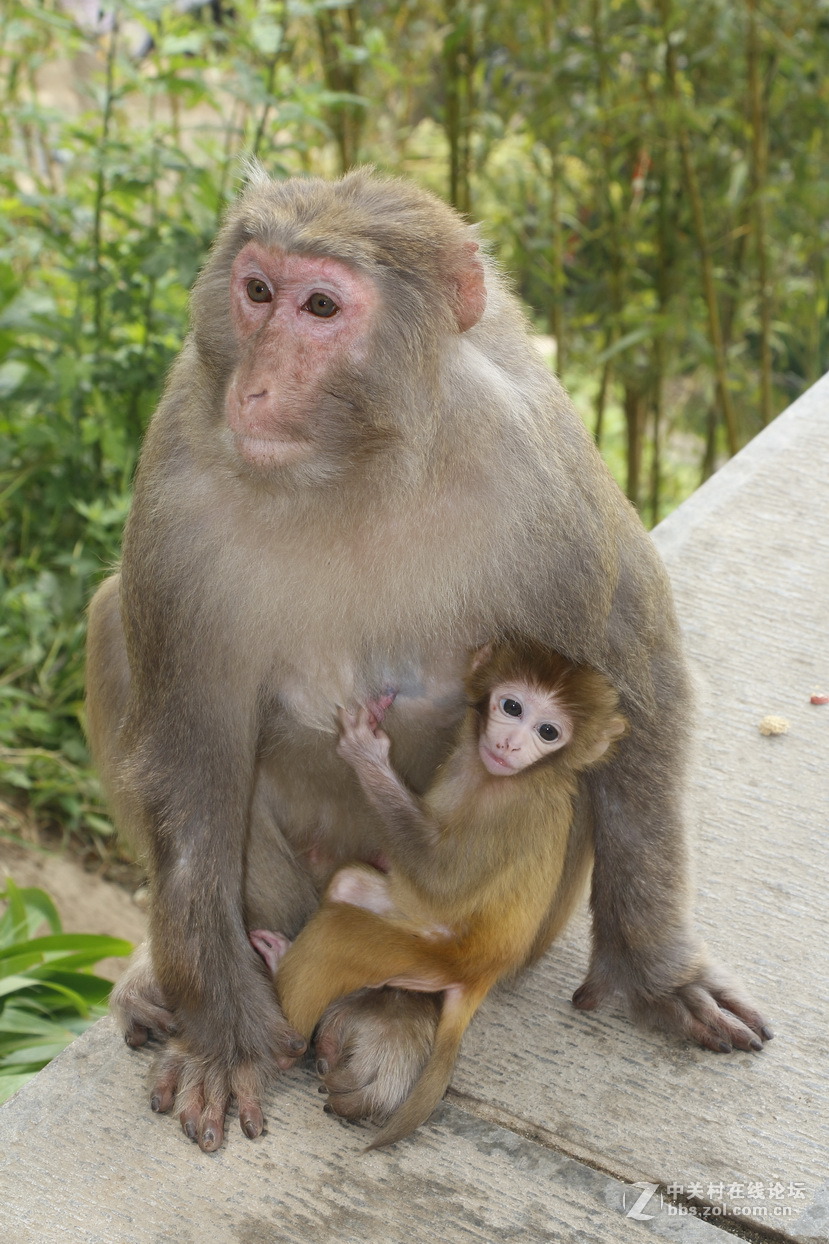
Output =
[{"x1": 87, "y1": 167, "x2": 770, "y2": 1153}]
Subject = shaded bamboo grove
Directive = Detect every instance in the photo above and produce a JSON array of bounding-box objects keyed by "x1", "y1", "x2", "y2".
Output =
[{"x1": 0, "y1": 0, "x2": 826, "y2": 844}]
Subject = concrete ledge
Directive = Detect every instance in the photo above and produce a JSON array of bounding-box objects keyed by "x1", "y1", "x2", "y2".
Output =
[
  {"x1": 0, "y1": 1020, "x2": 740, "y2": 1244},
  {"x1": 2, "y1": 377, "x2": 828, "y2": 1243}
]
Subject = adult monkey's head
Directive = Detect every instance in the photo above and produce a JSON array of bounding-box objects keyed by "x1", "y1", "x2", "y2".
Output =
[{"x1": 188, "y1": 168, "x2": 487, "y2": 485}]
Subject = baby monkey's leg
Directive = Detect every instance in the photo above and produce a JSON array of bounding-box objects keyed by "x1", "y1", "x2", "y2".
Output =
[
  {"x1": 327, "y1": 864, "x2": 398, "y2": 915},
  {"x1": 249, "y1": 867, "x2": 394, "y2": 976}
]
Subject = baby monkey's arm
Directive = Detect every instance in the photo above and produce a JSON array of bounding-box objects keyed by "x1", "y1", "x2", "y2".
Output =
[{"x1": 337, "y1": 706, "x2": 441, "y2": 867}]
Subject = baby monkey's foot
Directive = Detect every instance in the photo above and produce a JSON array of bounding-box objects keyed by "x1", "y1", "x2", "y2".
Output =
[{"x1": 249, "y1": 929, "x2": 292, "y2": 975}]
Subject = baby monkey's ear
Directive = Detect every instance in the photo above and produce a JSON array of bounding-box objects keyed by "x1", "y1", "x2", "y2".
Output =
[
  {"x1": 582, "y1": 712, "x2": 628, "y2": 764},
  {"x1": 468, "y1": 642, "x2": 495, "y2": 673}
]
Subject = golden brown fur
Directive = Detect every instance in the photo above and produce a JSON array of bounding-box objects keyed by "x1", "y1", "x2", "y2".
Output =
[{"x1": 273, "y1": 645, "x2": 626, "y2": 1147}]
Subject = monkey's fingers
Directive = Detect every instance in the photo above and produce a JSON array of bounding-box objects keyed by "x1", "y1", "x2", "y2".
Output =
[
  {"x1": 147, "y1": 1044, "x2": 193, "y2": 1130},
  {"x1": 336, "y1": 705, "x2": 356, "y2": 730},
  {"x1": 236, "y1": 1062, "x2": 266, "y2": 1140},
  {"x1": 574, "y1": 967, "x2": 772, "y2": 1054},
  {"x1": 121, "y1": 1005, "x2": 177, "y2": 1049},
  {"x1": 323, "y1": 1087, "x2": 378, "y2": 1122},
  {"x1": 274, "y1": 1024, "x2": 308, "y2": 1071},
  {"x1": 317, "y1": 1053, "x2": 380, "y2": 1121},
  {"x1": 110, "y1": 946, "x2": 177, "y2": 1047},
  {"x1": 149, "y1": 1050, "x2": 181, "y2": 1115},
  {"x1": 625, "y1": 979, "x2": 771, "y2": 1054},
  {"x1": 152, "y1": 1045, "x2": 278, "y2": 1152},
  {"x1": 337, "y1": 704, "x2": 377, "y2": 739},
  {"x1": 315, "y1": 988, "x2": 438, "y2": 1123},
  {"x1": 175, "y1": 1058, "x2": 233, "y2": 1152}
]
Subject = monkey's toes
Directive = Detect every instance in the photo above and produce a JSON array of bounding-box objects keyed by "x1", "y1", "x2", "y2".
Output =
[
  {"x1": 679, "y1": 976, "x2": 773, "y2": 1052},
  {"x1": 314, "y1": 988, "x2": 438, "y2": 1123},
  {"x1": 634, "y1": 978, "x2": 773, "y2": 1055},
  {"x1": 711, "y1": 989, "x2": 773, "y2": 1046},
  {"x1": 273, "y1": 1023, "x2": 307, "y2": 1071},
  {"x1": 571, "y1": 978, "x2": 608, "y2": 1011}
]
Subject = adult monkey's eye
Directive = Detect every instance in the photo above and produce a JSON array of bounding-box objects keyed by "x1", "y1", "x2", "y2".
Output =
[
  {"x1": 246, "y1": 279, "x2": 272, "y2": 303},
  {"x1": 501, "y1": 698, "x2": 522, "y2": 717},
  {"x1": 305, "y1": 293, "x2": 339, "y2": 318},
  {"x1": 537, "y1": 723, "x2": 561, "y2": 743}
]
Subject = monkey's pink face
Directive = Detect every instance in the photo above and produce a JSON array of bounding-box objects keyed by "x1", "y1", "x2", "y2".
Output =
[
  {"x1": 479, "y1": 682, "x2": 573, "y2": 776},
  {"x1": 225, "y1": 244, "x2": 379, "y2": 469}
]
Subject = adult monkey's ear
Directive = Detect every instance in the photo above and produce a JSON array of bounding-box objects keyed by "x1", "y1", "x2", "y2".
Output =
[{"x1": 450, "y1": 241, "x2": 487, "y2": 331}]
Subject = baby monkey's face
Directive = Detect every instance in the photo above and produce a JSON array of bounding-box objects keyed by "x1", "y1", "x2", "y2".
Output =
[{"x1": 478, "y1": 681, "x2": 572, "y2": 776}]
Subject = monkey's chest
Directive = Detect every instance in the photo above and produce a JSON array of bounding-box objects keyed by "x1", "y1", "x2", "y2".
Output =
[
  {"x1": 270, "y1": 647, "x2": 468, "y2": 738},
  {"x1": 260, "y1": 652, "x2": 465, "y2": 818}
]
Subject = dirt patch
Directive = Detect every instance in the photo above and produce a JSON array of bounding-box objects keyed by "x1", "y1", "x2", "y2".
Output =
[{"x1": 0, "y1": 837, "x2": 147, "y2": 980}]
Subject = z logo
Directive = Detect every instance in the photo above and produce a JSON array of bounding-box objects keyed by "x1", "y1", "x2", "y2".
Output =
[{"x1": 623, "y1": 1182, "x2": 660, "y2": 1220}]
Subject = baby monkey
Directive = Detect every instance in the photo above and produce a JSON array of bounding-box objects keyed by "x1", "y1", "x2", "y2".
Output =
[{"x1": 250, "y1": 640, "x2": 626, "y2": 1149}]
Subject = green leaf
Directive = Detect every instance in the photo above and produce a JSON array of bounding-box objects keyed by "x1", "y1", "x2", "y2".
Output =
[
  {"x1": 0, "y1": 933, "x2": 132, "y2": 961},
  {"x1": 0, "y1": 882, "x2": 62, "y2": 944},
  {"x1": 0, "y1": 877, "x2": 28, "y2": 944},
  {"x1": 23, "y1": 970, "x2": 112, "y2": 1006},
  {"x1": 250, "y1": 18, "x2": 283, "y2": 57},
  {"x1": 0, "y1": 976, "x2": 89, "y2": 1010},
  {"x1": 0, "y1": 1071, "x2": 40, "y2": 1104},
  {"x1": 0, "y1": 1038, "x2": 72, "y2": 1065},
  {"x1": 0, "y1": 953, "x2": 44, "y2": 979},
  {"x1": 0, "y1": 1003, "x2": 80, "y2": 1037}
]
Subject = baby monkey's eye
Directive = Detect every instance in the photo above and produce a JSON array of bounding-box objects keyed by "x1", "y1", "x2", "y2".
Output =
[
  {"x1": 500, "y1": 698, "x2": 523, "y2": 717},
  {"x1": 537, "y1": 723, "x2": 561, "y2": 743}
]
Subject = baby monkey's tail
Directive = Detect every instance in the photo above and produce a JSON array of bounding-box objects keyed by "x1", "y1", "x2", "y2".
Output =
[{"x1": 366, "y1": 982, "x2": 486, "y2": 1151}]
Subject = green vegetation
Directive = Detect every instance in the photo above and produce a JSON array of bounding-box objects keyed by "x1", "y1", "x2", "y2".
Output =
[
  {"x1": 0, "y1": 876, "x2": 132, "y2": 1102},
  {"x1": 0, "y1": 0, "x2": 827, "y2": 847}
]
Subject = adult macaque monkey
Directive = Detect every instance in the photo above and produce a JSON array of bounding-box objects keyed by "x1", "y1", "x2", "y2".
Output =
[
  {"x1": 87, "y1": 167, "x2": 771, "y2": 1154},
  {"x1": 250, "y1": 642, "x2": 627, "y2": 1149}
]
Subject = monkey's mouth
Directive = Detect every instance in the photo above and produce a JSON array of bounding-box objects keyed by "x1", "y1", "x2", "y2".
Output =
[
  {"x1": 233, "y1": 433, "x2": 313, "y2": 468},
  {"x1": 479, "y1": 743, "x2": 516, "y2": 775}
]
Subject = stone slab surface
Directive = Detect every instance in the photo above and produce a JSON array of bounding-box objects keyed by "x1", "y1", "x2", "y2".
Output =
[
  {"x1": 2, "y1": 376, "x2": 828, "y2": 1243},
  {"x1": 0, "y1": 1020, "x2": 729, "y2": 1244}
]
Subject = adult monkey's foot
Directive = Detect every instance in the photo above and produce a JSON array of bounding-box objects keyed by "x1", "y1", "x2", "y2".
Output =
[
  {"x1": 148, "y1": 1011, "x2": 308, "y2": 1152},
  {"x1": 112, "y1": 941, "x2": 307, "y2": 1151},
  {"x1": 573, "y1": 959, "x2": 773, "y2": 1053},
  {"x1": 314, "y1": 987, "x2": 441, "y2": 1121}
]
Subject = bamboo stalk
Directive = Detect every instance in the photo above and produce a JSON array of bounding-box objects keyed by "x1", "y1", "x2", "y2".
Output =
[
  {"x1": 316, "y1": 4, "x2": 364, "y2": 172},
  {"x1": 91, "y1": 20, "x2": 119, "y2": 344},
  {"x1": 624, "y1": 385, "x2": 645, "y2": 510},
  {"x1": 444, "y1": 0, "x2": 475, "y2": 213},
  {"x1": 746, "y1": 0, "x2": 773, "y2": 425},
  {"x1": 548, "y1": 137, "x2": 566, "y2": 379},
  {"x1": 659, "y1": 0, "x2": 740, "y2": 458},
  {"x1": 593, "y1": 352, "x2": 611, "y2": 445},
  {"x1": 590, "y1": 0, "x2": 624, "y2": 448}
]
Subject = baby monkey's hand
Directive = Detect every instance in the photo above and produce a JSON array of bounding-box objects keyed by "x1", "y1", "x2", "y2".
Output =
[{"x1": 337, "y1": 704, "x2": 392, "y2": 771}]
